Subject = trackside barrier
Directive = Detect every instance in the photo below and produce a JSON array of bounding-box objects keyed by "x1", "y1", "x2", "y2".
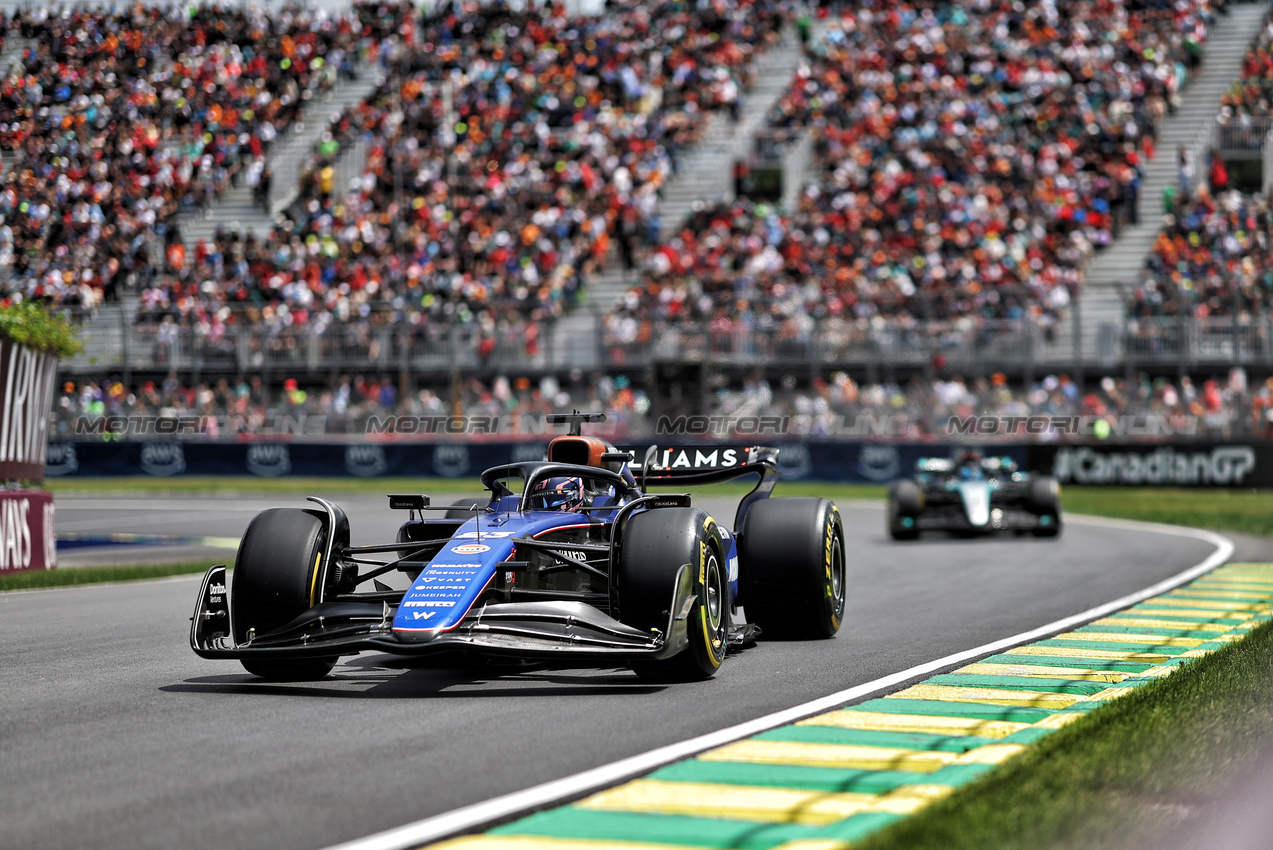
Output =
[{"x1": 40, "y1": 441, "x2": 1273, "y2": 487}]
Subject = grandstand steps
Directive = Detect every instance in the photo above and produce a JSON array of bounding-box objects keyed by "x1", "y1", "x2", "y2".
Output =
[
  {"x1": 573, "y1": 28, "x2": 807, "y2": 323},
  {"x1": 656, "y1": 31, "x2": 806, "y2": 243},
  {"x1": 176, "y1": 68, "x2": 382, "y2": 250},
  {"x1": 62, "y1": 303, "x2": 134, "y2": 375},
  {"x1": 1043, "y1": 1, "x2": 1267, "y2": 371},
  {"x1": 555, "y1": 31, "x2": 808, "y2": 367}
]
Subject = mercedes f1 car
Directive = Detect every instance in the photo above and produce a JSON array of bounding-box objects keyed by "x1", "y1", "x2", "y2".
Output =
[
  {"x1": 191, "y1": 413, "x2": 846, "y2": 681},
  {"x1": 886, "y1": 452, "x2": 1062, "y2": 540}
]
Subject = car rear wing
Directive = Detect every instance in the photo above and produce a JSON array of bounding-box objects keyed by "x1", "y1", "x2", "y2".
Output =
[
  {"x1": 628, "y1": 446, "x2": 780, "y2": 530},
  {"x1": 629, "y1": 445, "x2": 779, "y2": 486}
]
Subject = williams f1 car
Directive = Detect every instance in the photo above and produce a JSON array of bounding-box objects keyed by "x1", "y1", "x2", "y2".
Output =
[
  {"x1": 887, "y1": 452, "x2": 1062, "y2": 540},
  {"x1": 191, "y1": 413, "x2": 846, "y2": 681}
]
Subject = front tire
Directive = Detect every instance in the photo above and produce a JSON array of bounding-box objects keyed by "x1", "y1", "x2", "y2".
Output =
[
  {"x1": 618, "y1": 508, "x2": 728, "y2": 681},
  {"x1": 741, "y1": 498, "x2": 846, "y2": 639},
  {"x1": 887, "y1": 480, "x2": 922, "y2": 540},
  {"x1": 232, "y1": 508, "x2": 337, "y2": 680},
  {"x1": 1029, "y1": 477, "x2": 1063, "y2": 538}
]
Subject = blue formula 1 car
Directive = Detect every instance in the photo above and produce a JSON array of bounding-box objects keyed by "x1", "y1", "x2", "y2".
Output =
[
  {"x1": 886, "y1": 451, "x2": 1062, "y2": 540},
  {"x1": 191, "y1": 413, "x2": 845, "y2": 682}
]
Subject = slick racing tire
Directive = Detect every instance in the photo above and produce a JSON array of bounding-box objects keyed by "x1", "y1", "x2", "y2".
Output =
[
  {"x1": 1029, "y1": 477, "x2": 1063, "y2": 538},
  {"x1": 445, "y1": 498, "x2": 488, "y2": 520},
  {"x1": 232, "y1": 508, "x2": 337, "y2": 680},
  {"x1": 887, "y1": 479, "x2": 922, "y2": 541},
  {"x1": 741, "y1": 498, "x2": 846, "y2": 639},
  {"x1": 618, "y1": 508, "x2": 728, "y2": 681}
]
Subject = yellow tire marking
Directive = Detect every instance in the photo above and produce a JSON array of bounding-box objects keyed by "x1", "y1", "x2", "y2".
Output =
[
  {"x1": 955, "y1": 662, "x2": 1130, "y2": 683},
  {"x1": 308, "y1": 550, "x2": 323, "y2": 607},
  {"x1": 886, "y1": 684, "x2": 1082, "y2": 709},
  {"x1": 797, "y1": 710, "x2": 1028, "y2": 739},
  {"x1": 576, "y1": 779, "x2": 874, "y2": 825},
  {"x1": 698, "y1": 740, "x2": 958, "y2": 773}
]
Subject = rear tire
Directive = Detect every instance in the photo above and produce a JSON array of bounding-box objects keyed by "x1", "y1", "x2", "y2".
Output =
[
  {"x1": 618, "y1": 508, "x2": 728, "y2": 681},
  {"x1": 1029, "y1": 477, "x2": 1063, "y2": 538},
  {"x1": 887, "y1": 480, "x2": 922, "y2": 540},
  {"x1": 445, "y1": 498, "x2": 488, "y2": 520},
  {"x1": 741, "y1": 498, "x2": 846, "y2": 639},
  {"x1": 232, "y1": 508, "x2": 337, "y2": 680}
]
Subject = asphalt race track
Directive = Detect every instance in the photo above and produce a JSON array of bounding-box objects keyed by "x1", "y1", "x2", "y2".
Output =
[{"x1": 2, "y1": 494, "x2": 1264, "y2": 850}]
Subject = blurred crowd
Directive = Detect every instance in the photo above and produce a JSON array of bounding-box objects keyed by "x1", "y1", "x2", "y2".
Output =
[
  {"x1": 604, "y1": 0, "x2": 1215, "y2": 332},
  {"x1": 710, "y1": 367, "x2": 1261, "y2": 441},
  {"x1": 0, "y1": 2, "x2": 410, "y2": 312},
  {"x1": 129, "y1": 0, "x2": 787, "y2": 342},
  {"x1": 52, "y1": 370, "x2": 653, "y2": 440},
  {"x1": 52, "y1": 366, "x2": 1269, "y2": 442}
]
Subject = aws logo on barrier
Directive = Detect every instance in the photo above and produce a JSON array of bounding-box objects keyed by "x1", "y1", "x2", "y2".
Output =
[
  {"x1": 247, "y1": 444, "x2": 292, "y2": 477},
  {"x1": 776, "y1": 444, "x2": 812, "y2": 480},
  {"x1": 45, "y1": 443, "x2": 78, "y2": 477},
  {"x1": 510, "y1": 444, "x2": 547, "y2": 463},
  {"x1": 140, "y1": 443, "x2": 185, "y2": 476},
  {"x1": 857, "y1": 445, "x2": 900, "y2": 482},
  {"x1": 433, "y1": 445, "x2": 470, "y2": 478},
  {"x1": 345, "y1": 445, "x2": 387, "y2": 477}
]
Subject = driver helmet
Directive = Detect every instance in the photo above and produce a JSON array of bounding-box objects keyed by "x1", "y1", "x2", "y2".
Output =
[
  {"x1": 528, "y1": 476, "x2": 585, "y2": 512},
  {"x1": 957, "y1": 451, "x2": 983, "y2": 479}
]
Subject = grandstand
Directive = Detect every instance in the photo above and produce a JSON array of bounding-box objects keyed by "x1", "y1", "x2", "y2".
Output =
[{"x1": 2, "y1": 0, "x2": 1272, "y2": 437}]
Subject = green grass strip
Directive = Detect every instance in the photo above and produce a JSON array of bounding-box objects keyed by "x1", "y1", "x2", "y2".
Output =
[
  {"x1": 849, "y1": 618, "x2": 1273, "y2": 850},
  {"x1": 0, "y1": 561, "x2": 216, "y2": 591},
  {"x1": 37, "y1": 479, "x2": 1273, "y2": 539}
]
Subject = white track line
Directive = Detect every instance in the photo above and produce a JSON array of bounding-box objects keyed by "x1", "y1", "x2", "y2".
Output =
[{"x1": 323, "y1": 516, "x2": 1234, "y2": 850}]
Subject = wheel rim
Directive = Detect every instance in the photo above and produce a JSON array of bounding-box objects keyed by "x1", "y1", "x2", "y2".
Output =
[
  {"x1": 705, "y1": 552, "x2": 723, "y2": 635},
  {"x1": 830, "y1": 534, "x2": 845, "y2": 611}
]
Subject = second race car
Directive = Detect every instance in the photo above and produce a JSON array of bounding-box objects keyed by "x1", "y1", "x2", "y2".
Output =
[{"x1": 886, "y1": 451, "x2": 1062, "y2": 540}]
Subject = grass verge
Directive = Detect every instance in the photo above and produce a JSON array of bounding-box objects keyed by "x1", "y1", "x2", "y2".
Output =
[
  {"x1": 46, "y1": 475, "x2": 891, "y2": 501},
  {"x1": 857, "y1": 619, "x2": 1273, "y2": 850},
  {"x1": 46, "y1": 477, "x2": 1273, "y2": 537},
  {"x1": 0, "y1": 561, "x2": 217, "y2": 591},
  {"x1": 1060, "y1": 486, "x2": 1273, "y2": 538}
]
